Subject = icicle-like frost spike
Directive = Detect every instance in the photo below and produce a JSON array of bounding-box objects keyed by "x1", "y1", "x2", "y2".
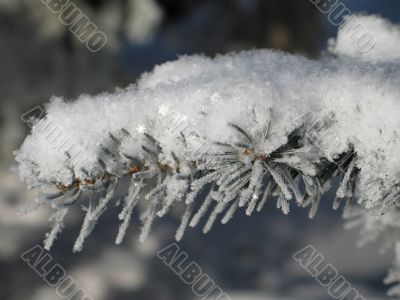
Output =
[
  {"x1": 218, "y1": 166, "x2": 251, "y2": 195},
  {"x1": 239, "y1": 160, "x2": 264, "y2": 207},
  {"x1": 302, "y1": 174, "x2": 315, "y2": 195},
  {"x1": 334, "y1": 158, "x2": 357, "y2": 209},
  {"x1": 137, "y1": 173, "x2": 164, "y2": 242},
  {"x1": 216, "y1": 163, "x2": 246, "y2": 188},
  {"x1": 175, "y1": 203, "x2": 194, "y2": 241},
  {"x1": 156, "y1": 196, "x2": 175, "y2": 217},
  {"x1": 73, "y1": 178, "x2": 119, "y2": 252},
  {"x1": 43, "y1": 190, "x2": 82, "y2": 251},
  {"x1": 223, "y1": 173, "x2": 252, "y2": 201},
  {"x1": 265, "y1": 163, "x2": 292, "y2": 200},
  {"x1": 308, "y1": 196, "x2": 320, "y2": 219},
  {"x1": 306, "y1": 180, "x2": 322, "y2": 219},
  {"x1": 277, "y1": 195, "x2": 290, "y2": 215},
  {"x1": 257, "y1": 181, "x2": 273, "y2": 212},
  {"x1": 222, "y1": 199, "x2": 240, "y2": 224},
  {"x1": 186, "y1": 185, "x2": 204, "y2": 205},
  {"x1": 115, "y1": 178, "x2": 144, "y2": 245},
  {"x1": 246, "y1": 193, "x2": 259, "y2": 216},
  {"x1": 139, "y1": 194, "x2": 160, "y2": 243},
  {"x1": 343, "y1": 197, "x2": 354, "y2": 218},
  {"x1": 157, "y1": 176, "x2": 187, "y2": 217},
  {"x1": 190, "y1": 169, "x2": 225, "y2": 190},
  {"x1": 203, "y1": 201, "x2": 227, "y2": 234},
  {"x1": 189, "y1": 188, "x2": 214, "y2": 228},
  {"x1": 281, "y1": 168, "x2": 303, "y2": 205},
  {"x1": 44, "y1": 207, "x2": 69, "y2": 251}
]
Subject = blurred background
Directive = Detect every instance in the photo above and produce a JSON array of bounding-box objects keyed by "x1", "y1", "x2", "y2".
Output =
[{"x1": 1, "y1": 1, "x2": 399, "y2": 299}]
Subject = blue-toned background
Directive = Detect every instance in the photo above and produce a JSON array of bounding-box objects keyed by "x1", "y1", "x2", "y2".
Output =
[{"x1": 0, "y1": 1, "x2": 399, "y2": 299}]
